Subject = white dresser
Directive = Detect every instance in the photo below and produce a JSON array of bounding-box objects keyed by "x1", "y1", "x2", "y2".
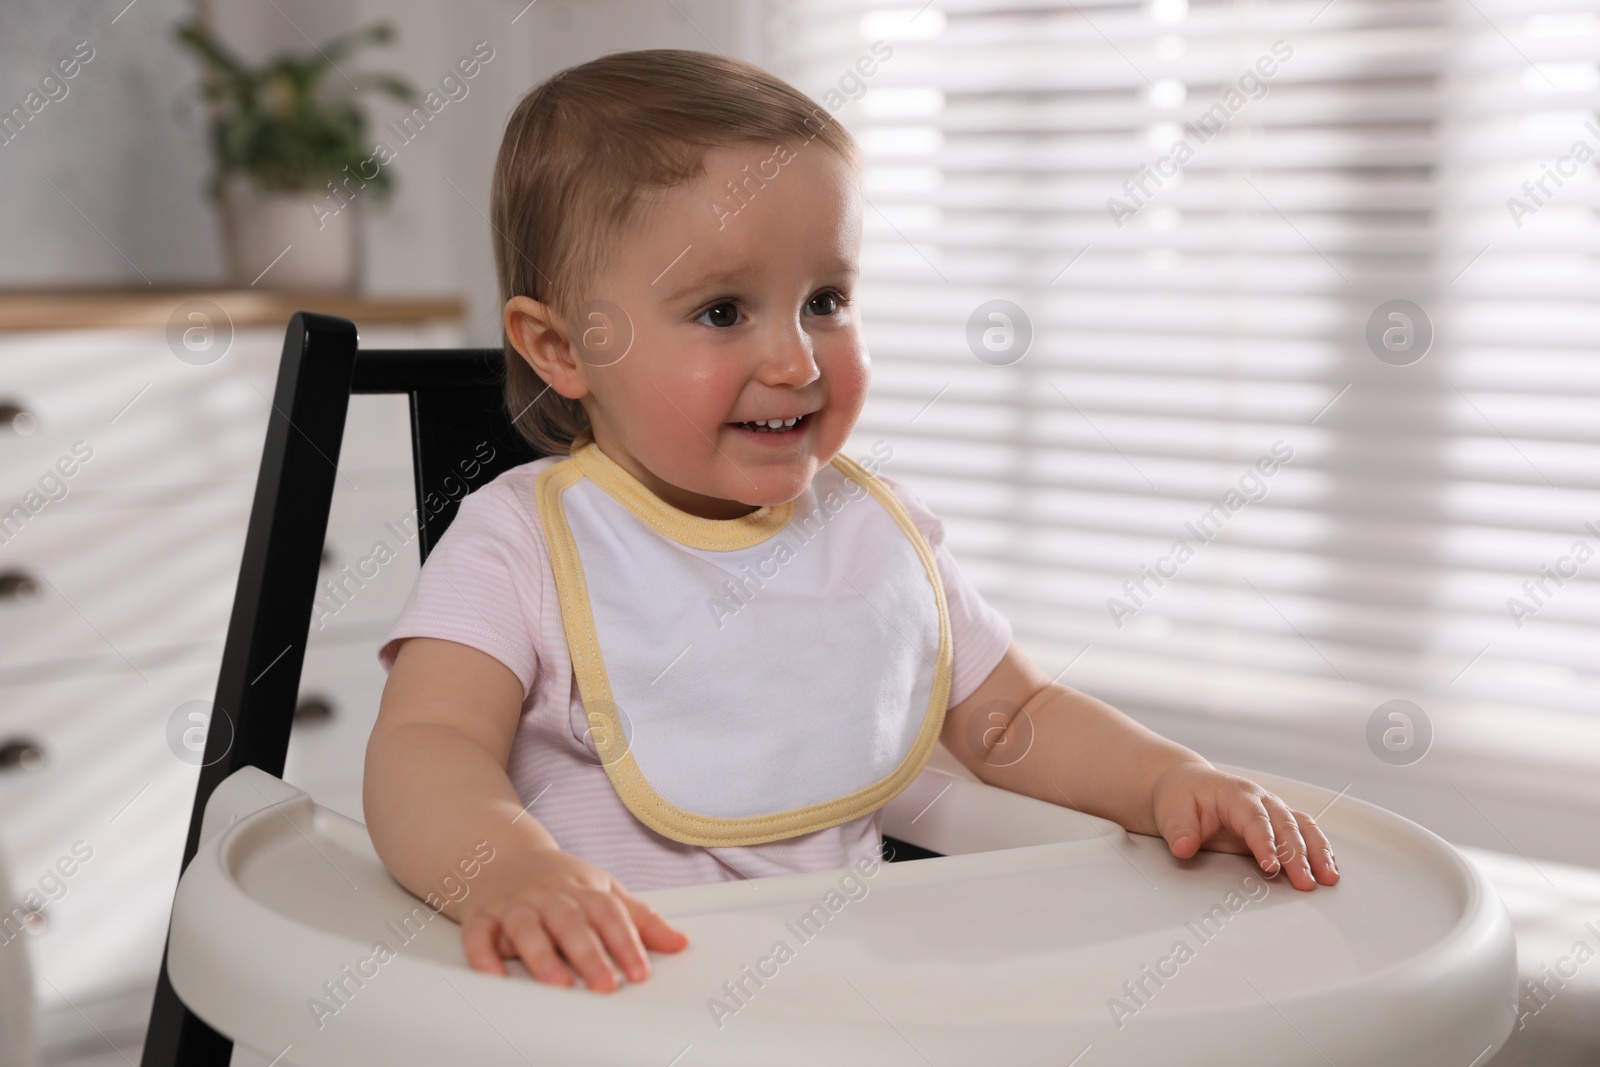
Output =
[{"x1": 0, "y1": 291, "x2": 463, "y2": 1060}]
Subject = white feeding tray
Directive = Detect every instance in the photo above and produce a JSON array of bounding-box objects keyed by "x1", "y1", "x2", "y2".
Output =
[{"x1": 168, "y1": 751, "x2": 1516, "y2": 1066}]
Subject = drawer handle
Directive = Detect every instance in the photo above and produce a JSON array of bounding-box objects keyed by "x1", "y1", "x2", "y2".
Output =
[
  {"x1": 0, "y1": 738, "x2": 45, "y2": 772},
  {"x1": 295, "y1": 696, "x2": 335, "y2": 724},
  {"x1": 0, "y1": 570, "x2": 40, "y2": 603},
  {"x1": 0, "y1": 400, "x2": 36, "y2": 436}
]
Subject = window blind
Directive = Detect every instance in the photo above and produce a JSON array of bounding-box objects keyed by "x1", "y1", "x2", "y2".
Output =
[{"x1": 761, "y1": 0, "x2": 1600, "y2": 755}]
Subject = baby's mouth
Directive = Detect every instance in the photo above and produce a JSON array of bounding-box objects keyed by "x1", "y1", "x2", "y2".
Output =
[{"x1": 728, "y1": 413, "x2": 811, "y2": 434}]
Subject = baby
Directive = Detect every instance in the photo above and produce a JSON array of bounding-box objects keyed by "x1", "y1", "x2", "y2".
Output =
[{"x1": 364, "y1": 48, "x2": 1338, "y2": 996}]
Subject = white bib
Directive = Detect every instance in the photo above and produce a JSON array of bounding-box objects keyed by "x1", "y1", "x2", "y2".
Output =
[{"x1": 532, "y1": 440, "x2": 952, "y2": 847}]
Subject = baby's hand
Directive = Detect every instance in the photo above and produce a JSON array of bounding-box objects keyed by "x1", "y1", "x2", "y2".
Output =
[
  {"x1": 458, "y1": 846, "x2": 690, "y2": 992},
  {"x1": 1150, "y1": 761, "x2": 1339, "y2": 891}
]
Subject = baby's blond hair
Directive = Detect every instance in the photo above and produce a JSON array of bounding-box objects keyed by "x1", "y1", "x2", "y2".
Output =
[{"x1": 490, "y1": 48, "x2": 861, "y2": 456}]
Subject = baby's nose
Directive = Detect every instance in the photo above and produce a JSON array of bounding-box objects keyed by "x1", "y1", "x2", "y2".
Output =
[{"x1": 758, "y1": 335, "x2": 820, "y2": 386}]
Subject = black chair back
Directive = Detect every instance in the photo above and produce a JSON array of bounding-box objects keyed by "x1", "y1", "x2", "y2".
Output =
[{"x1": 141, "y1": 311, "x2": 541, "y2": 1067}]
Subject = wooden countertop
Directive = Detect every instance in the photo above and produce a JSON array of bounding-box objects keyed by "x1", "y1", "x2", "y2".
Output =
[{"x1": 0, "y1": 290, "x2": 464, "y2": 333}]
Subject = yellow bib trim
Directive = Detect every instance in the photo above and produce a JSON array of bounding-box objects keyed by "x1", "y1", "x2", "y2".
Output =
[
  {"x1": 535, "y1": 448, "x2": 954, "y2": 847},
  {"x1": 568, "y1": 440, "x2": 793, "y2": 551}
]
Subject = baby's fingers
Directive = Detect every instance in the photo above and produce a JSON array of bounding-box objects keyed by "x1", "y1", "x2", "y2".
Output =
[
  {"x1": 462, "y1": 913, "x2": 510, "y2": 977},
  {"x1": 1154, "y1": 795, "x2": 1204, "y2": 859},
  {"x1": 544, "y1": 898, "x2": 624, "y2": 993},
  {"x1": 500, "y1": 906, "x2": 577, "y2": 988},
  {"x1": 1227, "y1": 792, "x2": 1282, "y2": 876},
  {"x1": 1297, "y1": 810, "x2": 1340, "y2": 886},
  {"x1": 1262, "y1": 798, "x2": 1315, "y2": 891},
  {"x1": 582, "y1": 893, "x2": 653, "y2": 984},
  {"x1": 618, "y1": 889, "x2": 691, "y2": 953}
]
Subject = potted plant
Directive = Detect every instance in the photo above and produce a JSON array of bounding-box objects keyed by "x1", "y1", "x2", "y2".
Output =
[{"x1": 175, "y1": 20, "x2": 415, "y2": 290}]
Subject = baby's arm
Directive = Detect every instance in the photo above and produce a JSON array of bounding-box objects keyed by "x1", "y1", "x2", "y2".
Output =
[
  {"x1": 364, "y1": 636, "x2": 689, "y2": 992},
  {"x1": 940, "y1": 639, "x2": 1339, "y2": 891}
]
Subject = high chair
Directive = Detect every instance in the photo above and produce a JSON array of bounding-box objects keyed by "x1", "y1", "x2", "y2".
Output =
[{"x1": 143, "y1": 312, "x2": 1518, "y2": 1067}]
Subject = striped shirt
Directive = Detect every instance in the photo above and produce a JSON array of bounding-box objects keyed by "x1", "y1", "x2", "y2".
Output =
[{"x1": 377, "y1": 456, "x2": 1012, "y2": 891}]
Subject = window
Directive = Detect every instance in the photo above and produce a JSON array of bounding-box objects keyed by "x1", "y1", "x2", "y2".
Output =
[{"x1": 763, "y1": 1, "x2": 1600, "y2": 775}]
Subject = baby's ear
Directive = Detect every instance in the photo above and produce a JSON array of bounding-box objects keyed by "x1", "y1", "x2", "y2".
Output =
[{"x1": 504, "y1": 295, "x2": 588, "y2": 399}]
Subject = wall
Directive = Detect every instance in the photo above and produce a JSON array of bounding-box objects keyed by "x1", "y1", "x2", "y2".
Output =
[
  {"x1": 0, "y1": 0, "x2": 222, "y2": 285},
  {"x1": 0, "y1": 0, "x2": 762, "y2": 344}
]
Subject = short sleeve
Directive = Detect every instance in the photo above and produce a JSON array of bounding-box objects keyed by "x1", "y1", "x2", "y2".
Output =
[
  {"x1": 376, "y1": 479, "x2": 545, "y2": 699},
  {"x1": 876, "y1": 471, "x2": 1014, "y2": 707}
]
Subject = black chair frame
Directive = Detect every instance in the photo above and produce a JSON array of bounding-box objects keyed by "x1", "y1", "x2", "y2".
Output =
[{"x1": 140, "y1": 312, "x2": 541, "y2": 1066}]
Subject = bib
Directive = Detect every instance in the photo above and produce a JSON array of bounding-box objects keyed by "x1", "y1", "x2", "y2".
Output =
[{"x1": 532, "y1": 440, "x2": 952, "y2": 847}]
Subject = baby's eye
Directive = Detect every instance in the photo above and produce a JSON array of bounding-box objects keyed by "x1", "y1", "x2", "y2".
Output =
[
  {"x1": 805, "y1": 290, "x2": 850, "y2": 317},
  {"x1": 696, "y1": 301, "x2": 742, "y2": 328}
]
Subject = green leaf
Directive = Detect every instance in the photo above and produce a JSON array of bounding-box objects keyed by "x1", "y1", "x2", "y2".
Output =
[
  {"x1": 311, "y1": 21, "x2": 395, "y2": 70},
  {"x1": 170, "y1": 17, "x2": 410, "y2": 200},
  {"x1": 352, "y1": 74, "x2": 417, "y2": 103},
  {"x1": 174, "y1": 22, "x2": 258, "y2": 108}
]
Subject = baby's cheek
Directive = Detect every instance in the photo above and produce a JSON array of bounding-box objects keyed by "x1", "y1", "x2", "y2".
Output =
[
  {"x1": 619, "y1": 363, "x2": 701, "y2": 431},
  {"x1": 642, "y1": 374, "x2": 740, "y2": 468},
  {"x1": 677, "y1": 367, "x2": 748, "y2": 431},
  {"x1": 825, "y1": 343, "x2": 872, "y2": 420}
]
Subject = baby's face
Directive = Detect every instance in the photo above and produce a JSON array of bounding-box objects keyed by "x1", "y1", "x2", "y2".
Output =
[{"x1": 571, "y1": 142, "x2": 867, "y2": 518}]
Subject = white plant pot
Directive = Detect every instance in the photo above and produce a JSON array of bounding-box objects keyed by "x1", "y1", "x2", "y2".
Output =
[{"x1": 229, "y1": 187, "x2": 362, "y2": 290}]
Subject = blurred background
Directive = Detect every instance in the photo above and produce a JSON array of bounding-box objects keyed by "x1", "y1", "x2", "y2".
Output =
[{"x1": 2, "y1": 0, "x2": 1599, "y2": 1064}]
